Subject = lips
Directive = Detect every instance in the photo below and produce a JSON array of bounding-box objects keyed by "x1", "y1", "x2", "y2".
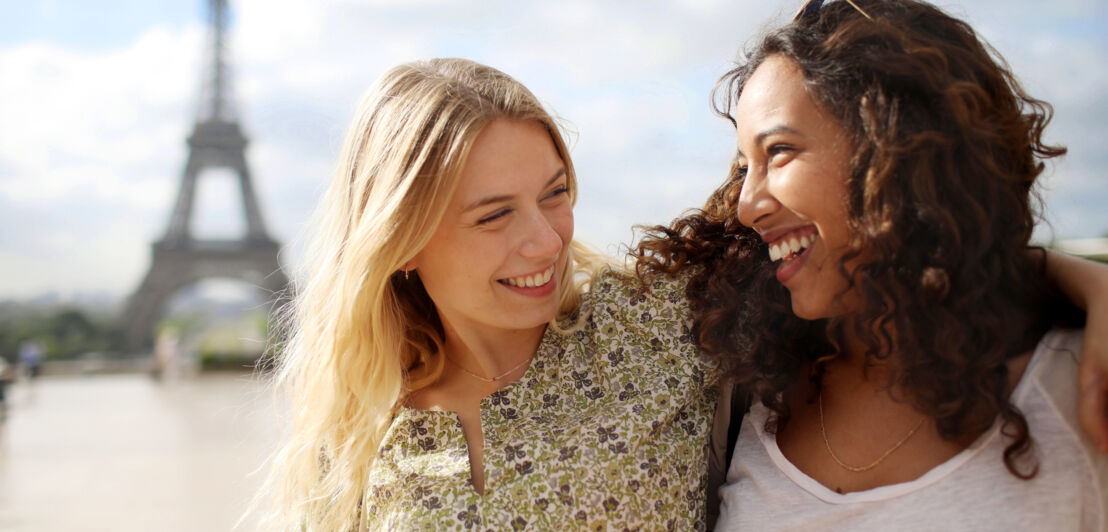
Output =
[
  {"x1": 500, "y1": 265, "x2": 555, "y2": 288},
  {"x1": 758, "y1": 226, "x2": 819, "y2": 285}
]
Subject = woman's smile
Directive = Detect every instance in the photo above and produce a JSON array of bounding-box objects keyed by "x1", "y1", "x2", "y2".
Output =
[{"x1": 498, "y1": 264, "x2": 557, "y2": 296}]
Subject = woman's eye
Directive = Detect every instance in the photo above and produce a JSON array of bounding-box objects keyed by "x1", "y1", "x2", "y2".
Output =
[
  {"x1": 732, "y1": 163, "x2": 748, "y2": 181},
  {"x1": 767, "y1": 144, "x2": 794, "y2": 159},
  {"x1": 477, "y1": 208, "x2": 511, "y2": 225},
  {"x1": 546, "y1": 186, "x2": 569, "y2": 199}
]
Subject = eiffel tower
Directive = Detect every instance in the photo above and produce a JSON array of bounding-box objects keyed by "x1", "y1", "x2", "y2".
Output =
[{"x1": 123, "y1": 0, "x2": 288, "y2": 351}]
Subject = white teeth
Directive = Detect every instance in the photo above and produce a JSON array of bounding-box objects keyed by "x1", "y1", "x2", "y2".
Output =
[
  {"x1": 768, "y1": 234, "x2": 815, "y2": 262},
  {"x1": 504, "y1": 265, "x2": 555, "y2": 288}
]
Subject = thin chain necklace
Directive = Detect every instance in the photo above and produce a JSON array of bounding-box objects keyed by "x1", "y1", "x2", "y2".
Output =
[
  {"x1": 818, "y1": 391, "x2": 926, "y2": 473},
  {"x1": 446, "y1": 355, "x2": 533, "y2": 383}
]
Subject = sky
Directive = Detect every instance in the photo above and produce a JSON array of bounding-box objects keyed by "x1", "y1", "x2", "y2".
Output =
[{"x1": 1, "y1": 0, "x2": 1105, "y2": 300}]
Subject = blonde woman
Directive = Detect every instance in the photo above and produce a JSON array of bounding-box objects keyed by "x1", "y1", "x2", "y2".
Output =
[{"x1": 261, "y1": 58, "x2": 720, "y2": 531}]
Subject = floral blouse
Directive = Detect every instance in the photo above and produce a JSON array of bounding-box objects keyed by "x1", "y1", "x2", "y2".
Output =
[{"x1": 365, "y1": 271, "x2": 720, "y2": 531}]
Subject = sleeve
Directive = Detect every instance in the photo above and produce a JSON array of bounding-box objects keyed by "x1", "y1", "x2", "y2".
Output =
[
  {"x1": 1034, "y1": 329, "x2": 1108, "y2": 530},
  {"x1": 584, "y1": 268, "x2": 720, "y2": 379}
]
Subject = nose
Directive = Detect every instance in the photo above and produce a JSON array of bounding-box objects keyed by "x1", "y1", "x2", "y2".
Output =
[
  {"x1": 736, "y1": 160, "x2": 777, "y2": 230},
  {"x1": 519, "y1": 209, "x2": 564, "y2": 260}
]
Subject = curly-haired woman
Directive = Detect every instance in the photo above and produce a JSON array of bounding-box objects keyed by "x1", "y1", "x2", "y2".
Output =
[{"x1": 638, "y1": 0, "x2": 1108, "y2": 529}]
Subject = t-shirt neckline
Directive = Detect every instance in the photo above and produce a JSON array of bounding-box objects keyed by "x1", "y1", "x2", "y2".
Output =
[{"x1": 747, "y1": 329, "x2": 1054, "y2": 504}]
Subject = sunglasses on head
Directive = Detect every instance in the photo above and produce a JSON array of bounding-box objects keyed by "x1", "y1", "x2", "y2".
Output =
[{"x1": 794, "y1": 0, "x2": 873, "y2": 22}]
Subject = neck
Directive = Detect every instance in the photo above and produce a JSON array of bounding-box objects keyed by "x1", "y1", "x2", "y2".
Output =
[
  {"x1": 441, "y1": 320, "x2": 546, "y2": 381},
  {"x1": 828, "y1": 311, "x2": 1036, "y2": 412},
  {"x1": 828, "y1": 316, "x2": 896, "y2": 388}
]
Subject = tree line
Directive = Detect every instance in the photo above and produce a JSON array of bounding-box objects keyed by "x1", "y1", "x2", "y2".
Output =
[{"x1": 0, "y1": 307, "x2": 124, "y2": 363}]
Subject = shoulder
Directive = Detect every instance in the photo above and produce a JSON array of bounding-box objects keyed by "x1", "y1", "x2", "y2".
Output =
[
  {"x1": 1022, "y1": 328, "x2": 1084, "y2": 396},
  {"x1": 1037, "y1": 328, "x2": 1084, "y2": 357},
  {"x1": 570, "y1": 268, "x2": 704, "y2": 366},
  {"x1": 1018, "y1": 329, "x2": 1083, "y2": 419},
  {"x1": 558, "y1": 267, "x2": 696, "y2": 346},
  {"x1": 584, "y1": 268, "x2": 693, "y2": 315},
  {"x1": 1016, "y1": 328, "x2": 1108, "y2": 527},
  {"x1": 1016, "y1": 329, "x2": 1105, "y2": 471}
]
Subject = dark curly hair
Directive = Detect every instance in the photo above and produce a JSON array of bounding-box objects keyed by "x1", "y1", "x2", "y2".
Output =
[{"x1": 636, "y1": 0, "x2": 1073, "y2": 478}]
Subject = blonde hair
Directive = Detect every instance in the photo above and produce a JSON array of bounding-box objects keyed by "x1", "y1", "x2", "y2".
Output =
[{"x1": 259, "y1": 58, "x2": 608, "y2": 531}]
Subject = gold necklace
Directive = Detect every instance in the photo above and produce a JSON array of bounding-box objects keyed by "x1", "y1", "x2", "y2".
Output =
[
  {"x1": 818, "y1": 391, "x2": 926, "y2": 473},
  {"x1": 446, "y1": 355, "x2": 533, "y2": 383}
]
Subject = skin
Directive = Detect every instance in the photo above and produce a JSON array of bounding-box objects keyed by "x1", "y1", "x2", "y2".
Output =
[
  {"x1": 406, "y1": 118, "x2": 573, "y2": 494},
  {"x1": 734, "y1": 55, "x2": 1031, "y2": 493},
  {"x1": 733, "y1": 54, "x2": 859, "y2": 320}
]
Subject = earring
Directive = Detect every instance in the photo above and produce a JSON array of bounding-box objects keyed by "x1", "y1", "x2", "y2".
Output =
[{"x1": 404, "y1": 269, "x2": 410, "y2": 280}]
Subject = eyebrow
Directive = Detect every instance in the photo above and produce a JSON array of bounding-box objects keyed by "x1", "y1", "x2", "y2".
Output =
[
  {"x1": 461, "y1": 167, "x2": 568, "y2": 213},
  {"x1": 736, "y1": 125, "x2": 805, "y2": 158}
]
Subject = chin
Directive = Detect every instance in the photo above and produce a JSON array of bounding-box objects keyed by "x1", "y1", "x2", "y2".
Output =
[
  {"x1": 788, "y1": 296, "x2": 830, "y2": 321},
  {"x1": 518, "y1": 308, "x2": 559, "y2": 329}
]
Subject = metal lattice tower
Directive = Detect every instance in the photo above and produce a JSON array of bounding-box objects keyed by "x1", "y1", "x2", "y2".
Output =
[{"x1": 123, "y1": 0, "x2": 288, "y2": 351}]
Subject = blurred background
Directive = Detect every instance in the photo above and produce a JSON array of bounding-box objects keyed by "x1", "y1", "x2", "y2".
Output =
[{"x1": 0, "y1": 0, "x2": 1104, "y2": 530}]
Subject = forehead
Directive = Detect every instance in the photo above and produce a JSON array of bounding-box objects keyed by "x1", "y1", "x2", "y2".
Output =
[
  {"x1": 451, "y1": 119, "x2": 564, "y2": 203},
  {"x1": 736, "y1": 55, "x2": 813, "y2": 124},
  {"x1": 733, "y1": 55, "x2": 849, "y2": 154}
]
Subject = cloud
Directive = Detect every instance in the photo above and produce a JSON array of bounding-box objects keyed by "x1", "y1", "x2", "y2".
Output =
[
  {"x1": 0, "y1": 24, "x2": 208, "y2": 297},
  {"x1": 961, "y1": 2, "x2": 1108, "y2": 241},
  {"x1": 218, "y1": 0, "x2": 779, "y2": 251},
  {"x1": 2, "y1": 0, "x2": 1107, "y2": 299}
]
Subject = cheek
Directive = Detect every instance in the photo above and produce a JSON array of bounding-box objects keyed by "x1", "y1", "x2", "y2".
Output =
[
  {"x1": 813, "y1": 184, "x2": 853, "y2": 249},
  {"x1": 772, "y1": 165, "x2": 851, "y2": 227},
  {"x1": 768, "y1": 169, "x2": 814, "y2": 210},
  {"x1": 420, "y1": 243, "x2": 496, "y2": 305},
  {"x1": 551, "y1": 204, "x2": 574, "y2": 246},
  {"x1": 418, "y1": 230, "x2": 486, "y2": 282}
]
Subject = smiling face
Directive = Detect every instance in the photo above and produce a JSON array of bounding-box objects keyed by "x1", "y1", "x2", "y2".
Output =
[
  {"x1": 735, "y1": 54, "x2": 860, "y2": 320},
  {"x1": 411, "y1": 118, "x2": 573, "y2": 341}
]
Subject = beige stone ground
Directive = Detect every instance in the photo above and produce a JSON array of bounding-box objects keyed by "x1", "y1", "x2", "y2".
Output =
[{"x1": 0, "y1": 373, "x2": 281, "y2": 532}]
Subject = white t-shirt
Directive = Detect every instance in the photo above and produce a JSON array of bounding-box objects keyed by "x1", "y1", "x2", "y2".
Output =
[{"x1": 717, "y1": 329, "x2": 1107, "y2": 531}]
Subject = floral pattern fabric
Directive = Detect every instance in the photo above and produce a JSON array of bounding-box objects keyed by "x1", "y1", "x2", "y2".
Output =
[{"x1": 365, "y1": 271, "x2": 720, "y2": 531}]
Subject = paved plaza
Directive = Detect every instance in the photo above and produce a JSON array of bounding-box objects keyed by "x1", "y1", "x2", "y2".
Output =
[{"x1": 0, "y1": 372, "x2": 281, "y2": 531}]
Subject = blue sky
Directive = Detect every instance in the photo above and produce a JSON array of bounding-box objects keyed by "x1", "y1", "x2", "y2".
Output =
[
  {"x1": 1, "y1": 0, "x2": 1105, "y2": 299},
  {"x1": 0, "y1": 1, "x2": 201, "y2": 48}
]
